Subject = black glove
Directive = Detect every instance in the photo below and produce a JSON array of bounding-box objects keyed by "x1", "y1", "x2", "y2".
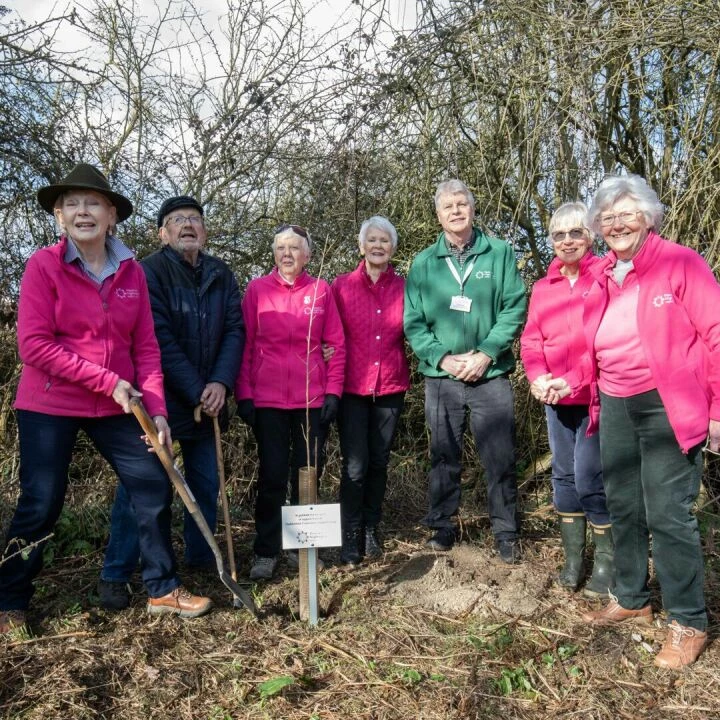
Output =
[
  {"x1": 237, "y1": 399, "x2": 256, "y2": 427},
  {"x1": 320, "y1": 393, "x2": 340, "y2": 426}
]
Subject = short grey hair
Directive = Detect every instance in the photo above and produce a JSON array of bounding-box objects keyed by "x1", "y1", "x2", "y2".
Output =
[
  {"x1": 548, "y1": 202, "x2": 592, "y2": 237},
  {"x1": 272, "y1": 226, "x2": 312, "y2": 254},
  {"x1": 588, "y1": 174, "x2": 664, "y2": 230},
  {"x1": 434, "y1": 179, "x2": 475, "y2": 210},
  {"x1": 358, "y1": 215, "x2": 398, "y2": 250}
]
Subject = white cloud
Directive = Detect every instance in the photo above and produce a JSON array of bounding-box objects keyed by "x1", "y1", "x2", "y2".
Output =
[{"x1": 7, "y1": 0, "x2": 417, "y2": 35}]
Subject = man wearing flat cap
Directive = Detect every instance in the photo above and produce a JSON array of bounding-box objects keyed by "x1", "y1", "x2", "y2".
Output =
[{"x1": 99, "y1": 196, "x2": 245, "y2": 609}]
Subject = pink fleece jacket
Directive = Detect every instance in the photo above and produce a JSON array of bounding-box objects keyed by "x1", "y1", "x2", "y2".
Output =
[
  {"x1": 520, "y1": 253, "x2": 600, "y2": 406},
  {"x1": 331, "y1": 261, "x2": 410, "y2": 397},
  {"x1": 576, "y1": 232, "x2": 720, "y2": 452},
  {"x1": 15, "y1": 237, "x2": 166, "y2": 418},
  {"x1": 235, "y1": 268, "x2": 345, "y2": 409}
]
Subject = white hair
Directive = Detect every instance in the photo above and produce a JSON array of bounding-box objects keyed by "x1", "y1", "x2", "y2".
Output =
[
  {"x1": 588, "y1": 174, "x2": 664, "y2": 230},
  {"x1": 358, "y1": 216, "x2": 398, "y2": 250},
  {"x1": 272, "y1": 226, "x2": 312, "y2": 254},
  {"x1": 548, "y1": 201, "x2": 592, "y2": 236},
  {"x1": 434, "y1": 179, "x2": 475, "y2": 210}
]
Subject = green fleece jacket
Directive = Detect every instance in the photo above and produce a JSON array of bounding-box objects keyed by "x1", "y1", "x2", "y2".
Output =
[{"x1": 404, "y1": 228, "x2": 527, "y2": 378}]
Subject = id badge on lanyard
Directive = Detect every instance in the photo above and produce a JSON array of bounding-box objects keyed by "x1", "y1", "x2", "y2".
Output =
[{"x1": 446, "y1": 256, "x2": 474, "y2": 313}]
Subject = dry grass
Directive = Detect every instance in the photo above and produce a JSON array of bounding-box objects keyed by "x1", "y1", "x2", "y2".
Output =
[
  {"x1": 2, "y1": 487, "x2": 720, "y2": 719},
  {"x1": 1, "y1": 323, "x2": 720, "y2": 718}
]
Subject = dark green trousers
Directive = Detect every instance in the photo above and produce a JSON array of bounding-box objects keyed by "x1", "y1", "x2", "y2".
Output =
[{"x1": 599, "y1": 390, "x2": 706, "y2": 630}]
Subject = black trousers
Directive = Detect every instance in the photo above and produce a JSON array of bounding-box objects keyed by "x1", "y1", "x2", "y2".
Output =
[
  {"x1": 337, "y1": 392, "x2": 405, "y2": 529},
  {"x1": 252, "y1": 407, "x2": 328, "y2": 557}
]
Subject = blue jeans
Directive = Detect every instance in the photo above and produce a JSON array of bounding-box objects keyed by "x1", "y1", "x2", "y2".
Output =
[
  {"x1": 600, "y1": 390, "x2": 706, "y2": 630},
  {"x1": 0, "y1": 411, "x2": 179, "y2": 610},
  {"x1": 337, "y1": 392, "x2": 405, "y2": 529},
  {"x1": 102, "y1": 434, "x2": 219, "y2": 580},
  {"x1": 424, "y1": 376, "x2": 519, "y2": 539},
  {"x1": 545, "y1": 404, "x2": 609, "y2": 525}
]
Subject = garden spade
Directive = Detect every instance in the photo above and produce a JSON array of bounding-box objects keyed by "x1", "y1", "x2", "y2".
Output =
[
  {"x1": 129, "y1": 397, "x2": 256, "y2": 615},
  {"x1": 194, "y1": 404, "x2": 238, "y2": 583}
]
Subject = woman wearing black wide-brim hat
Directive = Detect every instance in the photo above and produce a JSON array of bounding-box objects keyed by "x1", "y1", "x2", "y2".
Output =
[{"x1": 0, "y1": 163, "x2": 212, "y2": 633}]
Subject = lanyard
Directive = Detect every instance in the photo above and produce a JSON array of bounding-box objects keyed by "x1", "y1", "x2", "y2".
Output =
[{"x1": 445, "y1": 256, "x2": 475, "y2": 295}]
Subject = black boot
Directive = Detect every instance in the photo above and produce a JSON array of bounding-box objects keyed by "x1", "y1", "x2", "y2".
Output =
[
  {"x1": 584, "y1": 523, "x2": 615, "y2": 598},
  {"x1": 340, "y1": 527, "x2": 363, "y2": 566},
  {"x1": 557, "y1": 514, "x2": 586, "y2": 590},
  {"x1": 365, "y1": 526, "x2": 383, "y2": 559}
]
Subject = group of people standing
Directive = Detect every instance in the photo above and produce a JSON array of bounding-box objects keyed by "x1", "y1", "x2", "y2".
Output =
[{"x1": 0, "y1": 165, "x2": 717, "y2": 671}]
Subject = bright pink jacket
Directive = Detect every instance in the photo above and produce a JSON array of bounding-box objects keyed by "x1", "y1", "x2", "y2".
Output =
[
  {"x1": 575, "y1": 232, "x2": 720, "y2": 452},
  {"x1": 235, "y1": 269, "x2": 345, "y2": 408},
  {"x1": 15, "y1": 237, "x2": 166, "y2": 418},
  {"x1": 520, "y1": 253, "x2": 600, "y2": 406},
  {"x1": 332, "y1": 261, "x2": 410, "y2": 397}
]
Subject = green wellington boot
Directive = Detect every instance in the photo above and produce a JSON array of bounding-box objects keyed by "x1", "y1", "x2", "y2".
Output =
[
  {"x1": 583, "y1": 523, "x2": 615, "y2": 598},
  {"x1": 557, "y1": 513, "x2": 586, "y2": 590}
]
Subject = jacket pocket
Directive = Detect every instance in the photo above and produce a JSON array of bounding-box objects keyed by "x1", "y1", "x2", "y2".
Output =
[
  {"x1": 251, "y1": 352, "x2": 272, "y2": 396},
  {"x1": 662, "y1": 365, "x2": 709, "y2": 437}
]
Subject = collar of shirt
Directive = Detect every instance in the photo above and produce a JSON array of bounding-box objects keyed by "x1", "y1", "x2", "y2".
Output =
[
  {"x1": 611, "y1": 258, "x2": 635, "y2": 287},
  {"x1": 64, "y1": 234, "x2": 134, "y2": 283},
  {"x1": 445, "y1": 233, "x2": 476, "y2": 265},
  {"x1": 361, "y1": 262, "x2": 393, "y2": 286}
]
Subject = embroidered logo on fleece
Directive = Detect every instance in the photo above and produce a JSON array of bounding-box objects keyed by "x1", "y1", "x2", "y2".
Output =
[
  {"x1": 302, "y1": 292, "x2": 325, "y2": 314},
  {"x1": 474, "y1": 270, "x2": 493, "y2": 279},
  {"x1": 652, "y1": 294, "x2": 674, "y2": 307},
  {"x1": 115, "y1": 288, "x2": 140, "y2": 299}
]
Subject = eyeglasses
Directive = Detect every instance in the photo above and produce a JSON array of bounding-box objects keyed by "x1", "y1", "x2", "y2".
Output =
[
  {"x1": 598, "y1": 211, "x2": 640, "y2": 227},
  {"x1": 551, "y1": 228, "x2": 586, "y2": 243},
  {"x1": 165, "y1": 214, "x2": 204, "y2": 227},
  {"x1": 275, "y1": 223, "x2": 309, "y2": 239}
]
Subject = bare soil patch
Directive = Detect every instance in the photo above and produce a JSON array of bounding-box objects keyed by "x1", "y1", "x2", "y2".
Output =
[{"x1": 388, "y1": 544, "x2": 552, "y2": 617}]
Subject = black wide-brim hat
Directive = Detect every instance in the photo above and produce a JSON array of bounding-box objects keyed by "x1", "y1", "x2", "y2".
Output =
[{"x1": 37, "y1": 163, "x2": 134, "y2": 222}]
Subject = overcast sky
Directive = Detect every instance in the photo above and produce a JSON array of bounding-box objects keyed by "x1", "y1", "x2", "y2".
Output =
[{"x1": 8, "y1": 0, "x2": 419, "y2": 35}]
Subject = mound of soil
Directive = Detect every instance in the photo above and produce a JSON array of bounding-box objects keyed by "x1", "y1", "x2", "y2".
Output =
[{"x1": 387, "y1": 543, "x2": 552, "y2": 617}]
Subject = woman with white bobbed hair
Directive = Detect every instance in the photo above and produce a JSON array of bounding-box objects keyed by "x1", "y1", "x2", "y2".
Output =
[{"x1": 332, "y1": 216, "x2": 410, "y2": 565}]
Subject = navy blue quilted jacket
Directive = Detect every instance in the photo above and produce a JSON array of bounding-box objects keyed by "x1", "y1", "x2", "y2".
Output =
[{"x1": 141, "y1": 245, "x2": 244, "y2": 437}]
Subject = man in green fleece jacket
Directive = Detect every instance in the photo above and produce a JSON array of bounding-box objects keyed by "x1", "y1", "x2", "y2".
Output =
[{"x1": 404, "y1": 179, "x2": 527, "y2": 562}]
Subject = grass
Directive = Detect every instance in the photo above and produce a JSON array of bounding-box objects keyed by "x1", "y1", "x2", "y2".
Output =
[
  {"x1": 0, "y1": 360, "x2": 719, "y2": 717},
  {"x1": 2, "y1": 504, "x2": 720, "y2": 719}
]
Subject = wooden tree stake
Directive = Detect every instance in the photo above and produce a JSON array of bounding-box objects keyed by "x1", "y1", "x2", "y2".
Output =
[{"x1": 298, "y1": 465, "x2": 319, "y2": 624}]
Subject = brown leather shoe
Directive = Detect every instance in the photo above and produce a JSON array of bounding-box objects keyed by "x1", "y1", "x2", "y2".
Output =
[
  {"x1": 0, "y1": 610, "x2": 26, "y2": 634},
  {"x1": 581, "y1": 597, "x2": 653, "y2": 626},
  {"x1": 654, "y1": 621, "x2": 707, "y2": 669},
  {"x1": 147, "y1": 586, "x2": 212, "y2": 618}
]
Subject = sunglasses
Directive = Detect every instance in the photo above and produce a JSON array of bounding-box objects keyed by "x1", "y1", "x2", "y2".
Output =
[
  {"x1": 551, "y1": 228, "x2": 586, "y2": 243},
  {"x1": 275, "y1": 223, "x2": 309, "y2": 239}
]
